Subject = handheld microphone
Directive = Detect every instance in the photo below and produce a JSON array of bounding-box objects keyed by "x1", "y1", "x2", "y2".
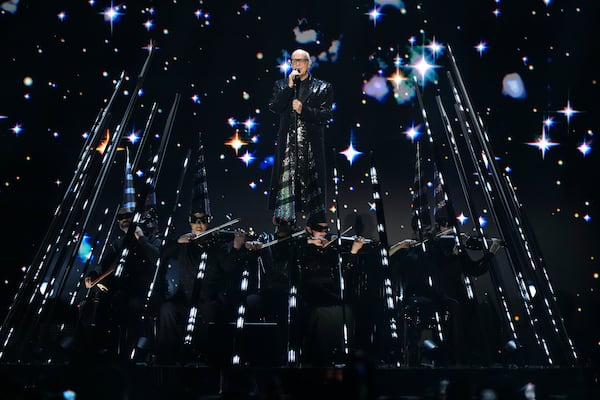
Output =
[{"x1": 293, "y1": 68, "x2": 301, "y2": 83}]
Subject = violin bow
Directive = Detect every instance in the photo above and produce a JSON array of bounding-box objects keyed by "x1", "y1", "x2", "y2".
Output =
[
  {"x1": 321, "y1": 226, "x2": 353, "y2": 248},
  {"x1": 87, "y1": 267, "x2": 116, "y2": 291},
  {"x1": 190, "y1": 218, "x2": 241, "y2": 240},
  {"x1": 260, "y1": 229, "x2": 306, "y2": 249}
]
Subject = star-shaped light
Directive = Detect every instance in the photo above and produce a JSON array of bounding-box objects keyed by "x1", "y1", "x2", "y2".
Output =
[
  {"x1": 243, "y1": 117, "x2": 256, "y2": 131},
  {"x1": 102, "y1": 2, "x2": 123, "y2": 33},
  {"x1": 527, "y1": 127, "x2": 559, "y2": 159},
  {"x1": 239, "y1": 151, "x2": 255, "y2": 166},
  {"x1": 457, "y1": 212, "x2": 469, "y2": 225},
  {"x1": 366, "y1": 7, "x2": 383, "y2": 26},
  {"x1": 144, "y1": 19, "x2": 154, "y2": 31},
  {"x1": 426, "y1": 38, "x2": 444, "y2": 59},
  {"x1": 279, "y1": 59, "x2": 291, "y2": 74},
  {"x1": 368, "y1": 202, "x2": 377, "y2": 211},
  {"x1": 411, "y1": 56, "x2": 435, "y2": 81},
  {"x1": 340, "y1": 142, "x2": 363, "y2": 165},
  {"x1": 543, "y1": 117, "x2": 554, "y2": 128},
  {"x1": 57, "y1": 11, "x2": 67, "y2": 21},
  {"x1": 227, "y1": 117, "x2": 238, "y2": 127},
  {"x1": 191, "y1": 94, "x2": 201, "y2": 104},
  {"x1": 558, "y1": 100, "x2": 580, "y2": 124},
  {"x1": 11, "y1": 123, "x2": 23, "y2": 135},
  {"x1": 577, "y1": 141, "x2": 591, "y2": 156},
  {"x1": 393, "y1": 53, "x2": 404, "y2": 68},
  {"x1": 475, "y1": 41, "x2": 488, "y2": 57},
  {"x1": 404, "y1": 124, "x2": 421, "y2": 141},
  {"x1": 225, "y1": 131, "x2": 247, "y2": 155},
  {"x1": 127, "y1": 130, "x2": 140, "y2": 144},
  {"x1": 388, "y1": 69, "x2": 407, "y2": 89}
]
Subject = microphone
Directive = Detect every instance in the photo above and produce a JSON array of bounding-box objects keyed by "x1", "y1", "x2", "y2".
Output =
[{"x1": 293, "y1": 68, "x2": 301, "y2": 84}]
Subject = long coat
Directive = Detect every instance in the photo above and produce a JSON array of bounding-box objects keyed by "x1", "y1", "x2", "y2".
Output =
[{"x1": 267, "y1": 74, "x2": 334, "y2": 212}]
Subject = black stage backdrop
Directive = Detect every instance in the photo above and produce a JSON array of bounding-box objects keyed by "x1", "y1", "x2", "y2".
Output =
[{"x1": 1, "y1": 0, "x2": 599, "y2": 364}]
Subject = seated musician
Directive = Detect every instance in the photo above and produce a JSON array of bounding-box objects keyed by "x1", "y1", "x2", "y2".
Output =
[
  {"x1": 79, "y1": 206, "x2": 161, "y2": 359},
  {"x1": 156, "y1": 209, "x2": 259, "y2": 364},
  {"x1": 390, "y1": 221, "x2": 503, "y2": 366},
  {"x1": 272, "y1": 212, "x2": 365, "y2": 366}
]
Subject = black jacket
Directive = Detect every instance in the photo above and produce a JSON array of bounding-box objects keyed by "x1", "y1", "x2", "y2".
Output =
[{"x1": 267, "y1": 75, "x2": 334, "y2": 209}]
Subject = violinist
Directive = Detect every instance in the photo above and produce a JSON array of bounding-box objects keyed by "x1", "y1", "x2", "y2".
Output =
[
  {"x1": 156, "y1": 210, "x2": 251, "y2": 365},
  {"x1": 273, "y1": 212, "x2": 366, "y2": 366},
  {"x1": 390, "y1": 220, "x2": 504, "y2": 366},
  {"x1": 79, "y1": 206, "x2": 161, "y2": 359}
]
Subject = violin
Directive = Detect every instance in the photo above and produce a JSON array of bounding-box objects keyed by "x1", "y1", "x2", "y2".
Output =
[{"x1": 188, "y1": 218, "x2": 241, "y2": 246}]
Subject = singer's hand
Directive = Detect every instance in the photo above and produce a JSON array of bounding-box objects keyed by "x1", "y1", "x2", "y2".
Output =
[
  {"x1": 288, "y1": 69, "x2": 301, "y2": 87},
  {"x1": 292, "y1": 99, "x2": 303, "y2": 114}
]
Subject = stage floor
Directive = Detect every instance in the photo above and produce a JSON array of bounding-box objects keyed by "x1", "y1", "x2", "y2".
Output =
[{"x1": 1, "y1": 361, "x2": 598, "y2": 399}]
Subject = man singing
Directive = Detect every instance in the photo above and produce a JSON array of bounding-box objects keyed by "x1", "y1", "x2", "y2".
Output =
[{"x1": 267, "y1": 48, "x2": 335, "y2": 235}]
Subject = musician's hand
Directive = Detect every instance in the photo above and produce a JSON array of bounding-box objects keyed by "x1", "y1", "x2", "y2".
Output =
[
  {"x1": 134, "y1": 226, "x2": 144, "y2": 240},
  {"x1": 398, "y1": 239, "x2": 417, "y2": 249},
  {"x1": 84, "y1": 277, "x2": 93, "y2": 289},
  {"x1": 351, "y1": 236, "x2": 365, "y2": 254},
  {"x1": 292, "y1": 99, "x2": 303, "y2": 114},
  {"x1": 97, "y1": 284, "x2": 108, "y2": 292},
  {"x1": 178, "y1": 233, "x2": 194, "y2": 243},
  {"x1": 245, "y1": 241, "x2": 263, "y2": 251},
  {"x1": 233, "y1": 229, "x2": 246, "y2": 250},
  {"x1": 307, "y1": 237, "x2": 327, "y2": 247}
]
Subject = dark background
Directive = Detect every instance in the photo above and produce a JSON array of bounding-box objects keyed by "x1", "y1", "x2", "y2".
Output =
[{"x1": 1, "y1": 1, "x2": 599, "y2": 361}]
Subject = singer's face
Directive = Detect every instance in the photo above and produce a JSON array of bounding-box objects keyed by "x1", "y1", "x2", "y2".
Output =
[{"x1": 290, "y1": 50, "x2": 310, "y2": 75}]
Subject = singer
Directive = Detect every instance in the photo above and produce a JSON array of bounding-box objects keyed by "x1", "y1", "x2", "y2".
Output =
[{"x1": 267, "y1": 48, "x2": 334, "y2": 235}]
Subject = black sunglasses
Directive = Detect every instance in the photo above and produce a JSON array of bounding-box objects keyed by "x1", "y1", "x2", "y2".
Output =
[
  {"x1": 311, "y1": 225, "x2": 329, "y2": 233},
  {"x1": 190, "y1": 215, "x2": 211, "y2": 224},
  {"x1": 117, "y1": 212, "x2": 133, "y2": 220}
]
